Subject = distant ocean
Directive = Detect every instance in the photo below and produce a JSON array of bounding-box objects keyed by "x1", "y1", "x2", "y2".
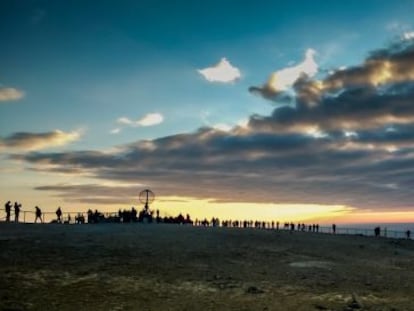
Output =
[
  {"x1": 319, "y1": 223, "x2": 414, "y2": 239},
  {"x1": 340, "y1": 223, "x2": 414, "y2": 231}
]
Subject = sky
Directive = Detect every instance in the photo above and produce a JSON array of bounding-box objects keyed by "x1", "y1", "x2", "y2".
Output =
[{"x1": 2, "y1": 0, "x2": 414, "y2": 223}]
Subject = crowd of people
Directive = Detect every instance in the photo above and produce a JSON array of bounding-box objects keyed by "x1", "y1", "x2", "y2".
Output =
[
  {"x1": 2, "y1": 200, "x2": 412, "y2": 239},
  {"x1": 3, "y1": 202, "x2": 64, "y2": 224},
  {"x1": 193, "y1": 218, "x2": 328, "y2": 234},
  {"x1": 205, "y1": 219, "x2": 323, "y2": 232}
]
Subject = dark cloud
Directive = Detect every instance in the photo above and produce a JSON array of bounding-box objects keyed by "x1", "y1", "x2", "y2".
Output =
[
  {"x1": 0, "y1": 130, "x2": 81, "y2": 151},
  {"x1": 249, "y1": 41, "x2": 414, "y2": 132},
  {"x1": 34, "y1": 184, "x2": 138, "y2": 205},
  {"x1": 248, "y1": 85, "x2": 293, "y2": 104},
  {"x1": 296, "y1": 39, "x2": 414, "y2": 106},
  {"x1": 249, "y1": 82, "x2": 414, "y2": 133},
  {"x1": 13, "y1": 124, "x2": 414, "y2": 210}
]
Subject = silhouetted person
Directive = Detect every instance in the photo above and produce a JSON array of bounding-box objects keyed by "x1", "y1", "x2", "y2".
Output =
[
  {"x1": 186, "y1": 213, "x2": 193, "y2": 225},
  {"x1": 76, "y1": 213, "x2": 85, "y2": 224},
  {"x1": 87, "y1": 209, "x2": 93, "y2": 223},
  {"x1": 131, "y1": 207, "x2": 137, "y2": 222},
  {"x1": 5, "y1": 201, "x2": 12, "y2": 222},
  {"x1": 156, "y1": 210, "x2": 162, "y2": 223},
  {"x1": 332, "y1": 224, "x2": 336, "y2": 234},
  {"x1": 56, "y1": 207, "x2": 62, "y2": 223},
  {"x1": 14, "y1": 202, "x2": 21, "y2": 223},
  {"x1": 374, "y1": 227, "x2": 380, "y2": 237},
  {"x1": 406, "y1": 230, "x2": 411, "y2": 239},
  {"x1": 35, "y1": 206, "x2": 42, "y2": 223}
]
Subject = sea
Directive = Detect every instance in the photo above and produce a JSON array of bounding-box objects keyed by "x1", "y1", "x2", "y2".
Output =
[{"x1": 318, "y1": 223, "x2": 414, "y2": 239}]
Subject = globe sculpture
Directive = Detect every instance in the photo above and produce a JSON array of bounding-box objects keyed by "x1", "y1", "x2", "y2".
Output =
[{"x1": 138, "y1": 189, "x2": 155, "y2": 222}]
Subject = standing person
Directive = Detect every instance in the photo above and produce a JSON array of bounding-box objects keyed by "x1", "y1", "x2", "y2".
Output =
[
  {"x1": 332, "y1": 223, "x2": 336, "y2": 234},
  {"x1": 35, "y1": 206, "x2": 42, "y2": 223},
  {"x1": 5, "y1": 201, "x2": 12, "y2": 222},
  {"x1": 56, "y1": 207, "x2": 62, "y2": 223},
  {"x1": 14, "y1": 202, "x2": 21, "y2": 223}
]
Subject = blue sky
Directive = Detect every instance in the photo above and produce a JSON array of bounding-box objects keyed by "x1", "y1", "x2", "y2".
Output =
[
  {"x1": 2, "y1": 0, "x2": 412, "y2": 143},
  {"x1": 2, "y1": 0, "x2": 414, "y2": 222}
]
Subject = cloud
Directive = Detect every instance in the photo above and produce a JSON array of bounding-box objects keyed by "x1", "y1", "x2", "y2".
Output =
[
  {"x1": 117, "y1": 117, "x2": 132, "y2": 125},
  {"x1": 0, "y1": 129, "x2": 82, "y2": 151},
  {"x1": 295, "y1": 40, "x2": 414, "y2": 106},
  {"x1": 110, "y1": 128, "x2": 121, "y2": 135},
  {"x1": 0, "y1": 87, "x2": 25, "y2": 102},
  {"x1": 116, "y1": 113, "x2": 164, "y2": 128},
  {"x1": 325, "y1": 54, "x2": 412, "y2": 89},
  {"x1": 200, "y1": 110, "x2": 242, "y2": 132},
  {"x1": 247, "y1": 40, "x2": 414, "y2": 133},
  {"x1": 402, "y1": 31, "x2": 414, "y2": 41},
  {"x1": 34, "y1": 183, "x2": 139, "y2": 205},
  {"x1": 249, "y1": 82, "x2": 414, "y2": 133},
  {"x1": 249, "y1": 49, "x2": 318, "y2": 101},
  {"x1": 198, "y1": 58, "x2": 241, "y2": 83},
  {"x1": 212, "y1": 123, "x2": 232, "y2": 132},
  {"x1": 15, "y1": 124, "x2": 414, "y2": 210},
  {"x1": 13, "y1": 41, "x2": 414, "y2": 212},
  {"x1": 136, "y1": 113, "x2": 164, "y2": 126}
]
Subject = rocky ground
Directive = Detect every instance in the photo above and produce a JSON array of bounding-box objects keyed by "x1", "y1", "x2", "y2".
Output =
[{"x1": 0, "y1": 223, "x2": 413, "y2": 311}]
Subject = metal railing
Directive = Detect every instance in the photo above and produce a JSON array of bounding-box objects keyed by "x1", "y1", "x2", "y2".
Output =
[
  {"x1": 1, "y1": 210, "x2": 412, "y2": 240},
  {"x1": 313, "y1": 225, "x2": 410, "y2": 239},
  {"x1": 0, "y1": 210, "x2": 119, "y2": 224}
]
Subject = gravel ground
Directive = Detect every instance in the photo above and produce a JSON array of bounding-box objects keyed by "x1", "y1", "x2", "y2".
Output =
[{"x1": 1, "y1": 223, "x2": 413, "y2": 311}]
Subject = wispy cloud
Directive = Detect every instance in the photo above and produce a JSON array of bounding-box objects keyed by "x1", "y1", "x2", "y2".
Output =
[
  {"x1": 198, "y1": 58, "x2": 241, "y2": 83},
  {"x1": 402, "y1": 31, "x2": 414, "y2": 40},
  {"x1": 249, "y1": 49, "x2": 318, "y2": 101},
  {"x1": 116, "y1": 113, "x2": 164, "y2": 128},
  {"x1": 200, "y1": 110, "x2": 245, "y2": 132},
  {"x1": 110, "y1": 128, "x2": 121, "y2": 135},
  {"x1": 0, "y1": 87, "x2": 25, "y2": 102},
  {"x1": 0, "y1": 129, "x2": 82, "y2": 151},
  {"x1": 136, "y1": 113, "x2": 164, "y2": 126}
]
